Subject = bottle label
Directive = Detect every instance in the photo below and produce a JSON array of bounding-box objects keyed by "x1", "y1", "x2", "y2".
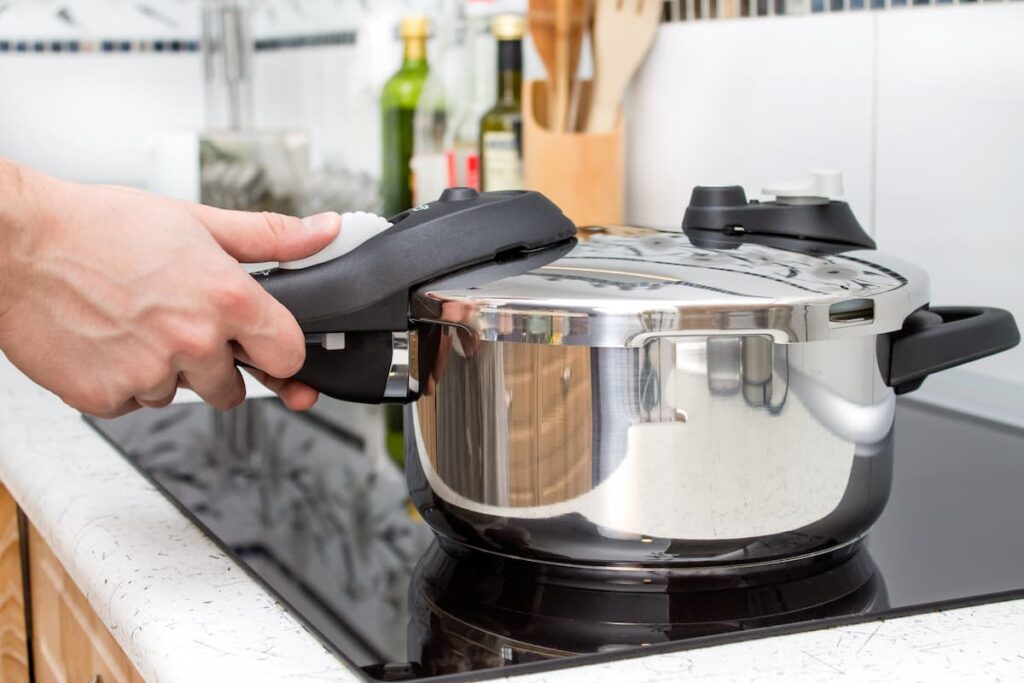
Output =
[{"x1": 482, "y1": 131, "x2": 523, "y2": 192}]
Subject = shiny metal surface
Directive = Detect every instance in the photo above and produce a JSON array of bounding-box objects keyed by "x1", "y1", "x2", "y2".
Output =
[
  {"x1": 416, "y1": 227, "x2": 930, "y2": 347},
  {"x1": 404, "y1": 228, "x2": 934, "y2": 566},
  {"x1": 384, "y1": 331, "x2": 418, "y2": 400},
  {"x1": 408, "y1": 327, "x2": 896, "y2": 566}
]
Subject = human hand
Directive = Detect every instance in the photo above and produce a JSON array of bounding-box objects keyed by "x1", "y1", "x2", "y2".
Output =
[{"x1": 0, "y1": 160, "x2": 340, "y2": 417}]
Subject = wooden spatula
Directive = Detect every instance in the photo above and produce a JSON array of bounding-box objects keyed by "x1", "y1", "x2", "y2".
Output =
[
  {"x1": 529, "y1": 0, "x2": 590, "y2": 132},
  {"x1": 586, "y1": 0, "x2": 662, "y2": 133},
  {"x1": 566, "y1": 0, "x2": 594, "y2": 132}
]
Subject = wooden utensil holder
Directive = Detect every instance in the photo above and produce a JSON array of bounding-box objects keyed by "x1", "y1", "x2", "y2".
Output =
[{"x1": 523, "y1": 80, "x2": 624, "y2": 227}]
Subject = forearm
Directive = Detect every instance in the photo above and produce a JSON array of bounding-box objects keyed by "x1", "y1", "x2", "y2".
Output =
[
  {"x1": 0, "y1": 157, "x2": 26, "y2": 319},
  {"x1": 0, "y1": 157, "x2": 28, "y2": 231},
  {"x1": 0, "y1": 158, "x2": 52, "y2": 321}
]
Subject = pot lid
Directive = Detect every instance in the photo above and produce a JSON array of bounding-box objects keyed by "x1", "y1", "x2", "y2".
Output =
[{"x1": 413, "y1": 226, "x2": 930, "y2": 347}]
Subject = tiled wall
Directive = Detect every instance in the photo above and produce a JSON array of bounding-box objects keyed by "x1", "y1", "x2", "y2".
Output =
[{"x1": 0, "y1": 1, "x2": 419, "y2": 185}]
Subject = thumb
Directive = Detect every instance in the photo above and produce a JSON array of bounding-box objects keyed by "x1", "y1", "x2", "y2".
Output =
[{"x1": 189, "y1": 204, "x2": 341, "y2": 263}]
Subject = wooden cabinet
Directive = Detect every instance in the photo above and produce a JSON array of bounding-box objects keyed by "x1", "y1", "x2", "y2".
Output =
[
  {"x1": 0, "y1": 485, "x2": 143, "y2": 683},
  {"x1": 0, "y1": 485, "x2": 28, "y2": 683},
  {"x1": 27, "y1": 525, "x2": 144, "y2": 683}
]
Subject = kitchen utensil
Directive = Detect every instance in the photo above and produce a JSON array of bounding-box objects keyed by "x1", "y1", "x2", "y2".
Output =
[
  {"x1": 566, "y1": 0, "x2": 593, "y2": 131},
  {"x1": 528, "y1": 0, "x2": 589, "y2": 131},
  {"x1": 554, "y1": 0, "x2": 571, "y2": 132},
  {"x1": 252, "y1": 180, "x2": 1019, "y2": 568},
  {"x1": 528, "y1": 0, "x2": 559, "y2": 128},
  {"x1": 586, "y1": 0, "x2": 662, "y2": 133},
  {"x1": 523, "y1": 80, "x2": 624, "y2": 225}
]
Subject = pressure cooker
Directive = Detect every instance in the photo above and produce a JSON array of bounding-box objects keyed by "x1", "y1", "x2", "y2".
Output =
[{"x1": 254, "y1": 178, "x2": 1019, "y2": 569}]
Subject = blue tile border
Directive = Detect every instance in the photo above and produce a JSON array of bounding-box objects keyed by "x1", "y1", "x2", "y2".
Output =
[{"x1": 0, "y1": 31, "x2": 357, "y2": 54}]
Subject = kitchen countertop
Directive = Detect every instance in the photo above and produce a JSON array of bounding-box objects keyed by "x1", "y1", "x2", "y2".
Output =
[{"x1": 1, "y1": 356, "x2": 1023, "y2": 682}]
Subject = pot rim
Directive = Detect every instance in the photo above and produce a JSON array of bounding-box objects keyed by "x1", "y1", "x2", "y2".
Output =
[{"x1": 414, "y1": 227, "x2": 931, "y2": 347}]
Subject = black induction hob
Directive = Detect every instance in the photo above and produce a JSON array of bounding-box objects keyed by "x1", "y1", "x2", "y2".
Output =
[{"x1": 86, "y1": 397, "x2": 1024, "y2": 681}]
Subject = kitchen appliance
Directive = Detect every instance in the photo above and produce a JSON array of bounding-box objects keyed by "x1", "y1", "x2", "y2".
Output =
[
  {"x1": 88, "y1": 394, "x2": 1024, "y2": 680},
  {"x1": 252, "y1": 180, "x2": 1018, "y2": 568}
]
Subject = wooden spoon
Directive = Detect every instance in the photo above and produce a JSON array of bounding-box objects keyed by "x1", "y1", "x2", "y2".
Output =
[
  {"x1": 528, "y1": 0, "x2": 559, "y2": 129},
  {"x1": 529, "y1": 0, "x2": 590, "y2": 132},
  {"x1": 586, "y1": 0, "x2": 662, "y2": 133},
  {"x1": 566, "y1": 0, "x2": 593, "y2": 132}
]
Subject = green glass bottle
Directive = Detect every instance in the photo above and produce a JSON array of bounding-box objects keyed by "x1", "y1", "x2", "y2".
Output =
[
  {"x1": 381, "y1": 17, "x2": 429, "y2": 469},
  {"x1": 381, "y1": 16, "x2": 430, "y2": 217},
  {"x1": 480, "y1": 15, "x2": 525, "y2": 192}
]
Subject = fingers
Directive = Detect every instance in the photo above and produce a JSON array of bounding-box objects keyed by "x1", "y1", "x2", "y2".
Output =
[
  {"x1": 135, "y1": 372, "x2": 180, "y2": 409},
  {"x1": 241, "y1": 366, "x2": 319, "y2": 411},
  {"x1": 83, "y1": 397, "x2": 143, "y2": 420},
  {"x1": 226, "y1": 276, "x2": 308, "y2": 379},
  {"x1": 179, "y1": 343, "x2": 246, "y2": 411},
  {"x1": 188, "y1": 204, "x2": 340, "y2": 264}
]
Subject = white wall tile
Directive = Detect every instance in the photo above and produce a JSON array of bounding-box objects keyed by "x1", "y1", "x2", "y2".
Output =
[
  {"x1": 0, "y1": 53, "x2": 204, "y2": 186},
  {"x1": 625, "y1": 15, "x2": 876, "y2": 230},
  {"x1": 874, "y1": 3, "x2": 1024, "y2": 385},
  {"x1": 0, "y1": 0, "x2": 200, "y2": 39}
]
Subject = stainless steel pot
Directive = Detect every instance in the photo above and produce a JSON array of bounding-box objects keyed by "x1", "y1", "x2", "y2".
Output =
[
  {"x1": 405, "y1": 226, "x2": 1019, "y2": 568},
  {"x1": 256, "y1": 185, "x2": 1018, "y2": 569}
]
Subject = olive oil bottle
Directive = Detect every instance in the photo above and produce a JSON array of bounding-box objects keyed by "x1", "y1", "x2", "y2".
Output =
[
  {"x1": 380, "y1": 16, "x2": 430, "y2": 217},
  {"x1": 479, "y1": 15, "x2": 525, "y2": 192}
]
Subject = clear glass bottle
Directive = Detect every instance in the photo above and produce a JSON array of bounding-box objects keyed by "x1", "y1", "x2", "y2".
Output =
[
  {"x1": 381, "y1": 16, "x2": 429, "y2": 468},
  {"x1": 411, "y1": 1, "x2": 463, "y2": 206},
  {"x1": 479, "y1": 15, "x2": 525, "y2": 192},
  {"x1": 380, "y1": 16, "x2": 429, "y2": 217},
  {"x1": 446, "y1": 4, "x2": 498, "y2": 191}
]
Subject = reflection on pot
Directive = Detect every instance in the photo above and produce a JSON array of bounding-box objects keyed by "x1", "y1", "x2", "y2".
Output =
[
  {"x1": 407, "y1": 541, "x2": 886, "y2": 676},
  {"x1": 408, "y1": 332, "x2": 895, "y2": 566}
]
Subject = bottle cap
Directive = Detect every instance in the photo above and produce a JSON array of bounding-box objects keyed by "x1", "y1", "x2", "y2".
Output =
[
  {"x1": 400, "y1": 16, "x2": 429, "y2": 39},
  {"x1": 492, "y1": 14, "x2": 525, "y2": 41}
]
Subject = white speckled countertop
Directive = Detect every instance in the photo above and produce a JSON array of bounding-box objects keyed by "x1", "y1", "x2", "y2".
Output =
[{"x1": 1, "y1": 356, "x2": 1022, "y2": 682}]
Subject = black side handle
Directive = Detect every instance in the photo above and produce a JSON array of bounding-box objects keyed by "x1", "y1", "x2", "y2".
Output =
[
  {"x1": 295, "y1": 331, "x2": 395, "y2": 403},
  {"x1": 885, "y1": 306, "x2": 1020, "y2": 395},
  {"x1": 235, "y1": 330, "x2": 400, "y2": 404}
]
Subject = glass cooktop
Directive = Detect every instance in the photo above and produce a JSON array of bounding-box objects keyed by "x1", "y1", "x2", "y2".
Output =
[{"x1": 86, "y1": 397, "x2": 1024, "y2": 681}]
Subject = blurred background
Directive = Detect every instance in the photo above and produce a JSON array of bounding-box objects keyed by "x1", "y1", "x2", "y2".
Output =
[{"x1": 0, "y1": 0, "x2": 1020, "y2": 427}]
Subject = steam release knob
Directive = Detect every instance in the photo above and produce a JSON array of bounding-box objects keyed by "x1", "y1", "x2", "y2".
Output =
[
  {"x1": 687, "y1": 185, "x2": 748, "y2": 208},
  {"x1": 439, "y1": 187, "x2": 479, "y2": 202},
  {"x1": 763, "y1": 171, "x2": 844, "y2": 205}
]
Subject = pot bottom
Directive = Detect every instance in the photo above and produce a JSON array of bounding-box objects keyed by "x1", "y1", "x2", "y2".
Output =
[
  {"x1": 432, "y1": 532, "x2": 869, "y2": 583},
  {"x1": 407, "y1": 434, "x2": 894, "y2": 569}
]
